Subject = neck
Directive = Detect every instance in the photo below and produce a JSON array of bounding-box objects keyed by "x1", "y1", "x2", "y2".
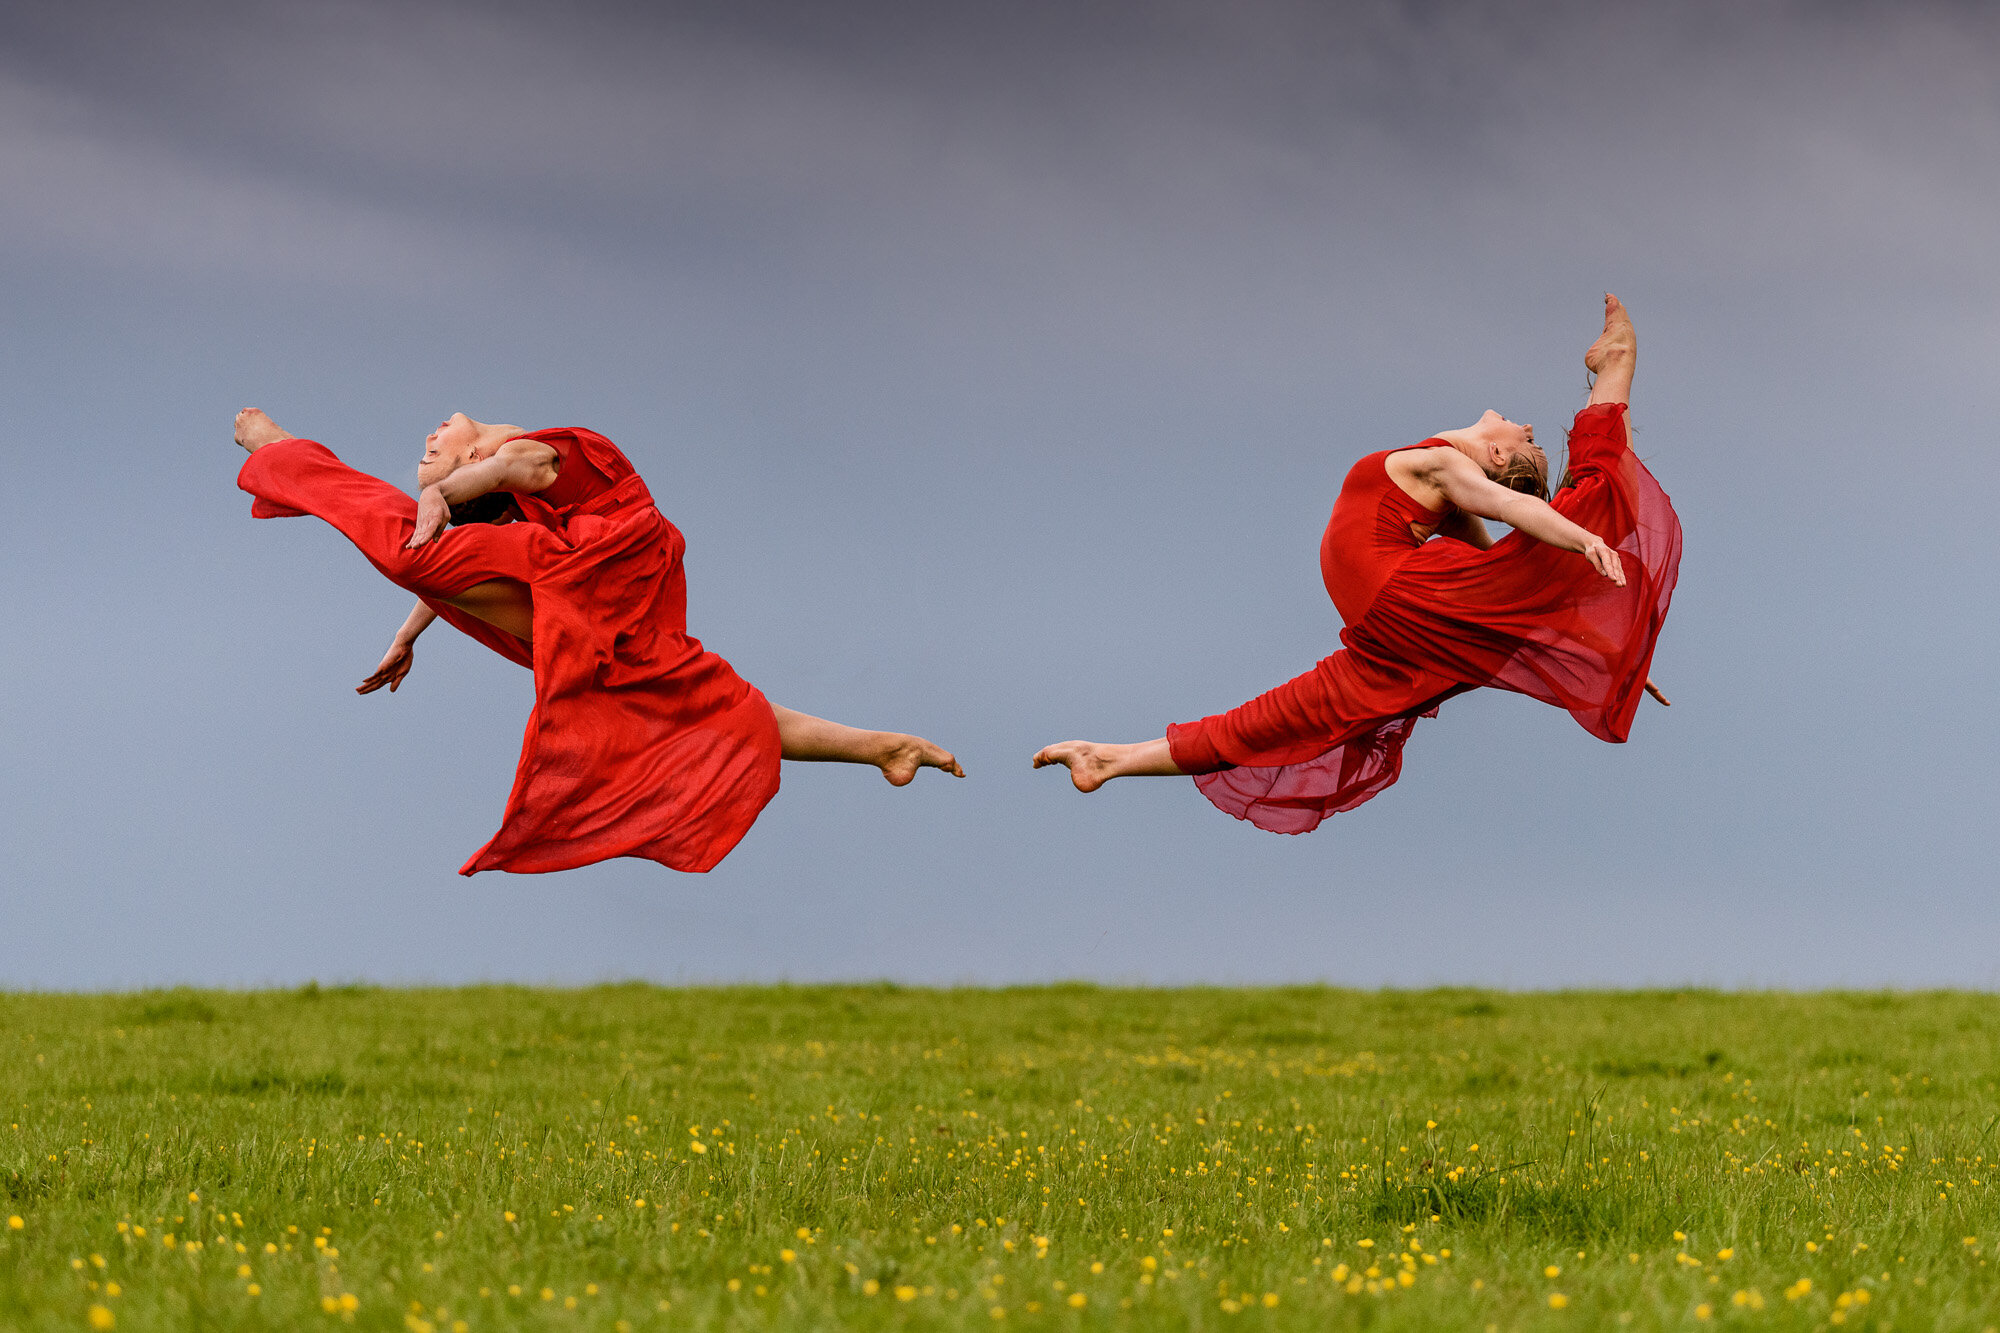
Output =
[{"x1": 1428, "y1": 428, "x2": 1491, "y2": 471}]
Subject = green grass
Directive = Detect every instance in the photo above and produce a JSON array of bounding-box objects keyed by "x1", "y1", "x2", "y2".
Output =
[{"x1": 4, "y1": 985, "x2": 1999, "y2": 1330}]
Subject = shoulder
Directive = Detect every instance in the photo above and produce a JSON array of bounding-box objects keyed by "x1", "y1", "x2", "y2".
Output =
[
  {"x1": 521, "y1": 427, "x2": 636, "y2": 478},
  {"x1": 1383, "y1": 442, "x2": 1464, "y2": 481},
  {"x1": 495, "y1": 434, "x2": 561, "y2": 465},
  {"x1": 490, "y1": 434, "x2": 563, "y2": 494},
  {"x1": 1382, "y1": 443, "x2": 1470, "y2": 513}
]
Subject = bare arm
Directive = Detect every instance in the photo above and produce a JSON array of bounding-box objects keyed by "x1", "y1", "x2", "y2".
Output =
[
  {"x1": 357, "y1": 600, "x2": 438, "y2": 694},
  {"x1": 1422, "y1": 449, "x2": 1626, "y2": 586},
  {"x1": 407, "y1": 438, "x2": 560, "y2": 548}
]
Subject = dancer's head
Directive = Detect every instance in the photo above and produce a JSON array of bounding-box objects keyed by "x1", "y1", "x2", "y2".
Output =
[
  {"x1": 419, "y1": 413, "x2": 520, "y2": 487},
  {"x1": 1470, "y1": 410, "x2": 1548, "y2": 501}
]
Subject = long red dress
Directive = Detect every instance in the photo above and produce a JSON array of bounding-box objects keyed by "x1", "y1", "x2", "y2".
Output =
[
  {"x1": 1165, "y1": 403, "x2": 1681, "y2": 833},
  {"x1": 238, "y1": 428, "x2": 782, "y2": 874}
]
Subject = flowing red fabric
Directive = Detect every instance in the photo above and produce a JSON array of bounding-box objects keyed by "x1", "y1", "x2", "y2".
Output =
[
  {"x1": 238, "y1": 430, "x2": 781, "y2": 874},
  {"x1": 1167, "y1": 403, "x2": 1680, "y2": 833}
]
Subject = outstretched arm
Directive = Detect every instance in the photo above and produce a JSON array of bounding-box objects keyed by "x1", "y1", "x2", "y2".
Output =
[
  {"x1": 407, "y1": 438, "x2": 560, "y2": 548},
  {"x1": 1424, "y1": 449, "x2": 1626, "y2": 586},
  {"x1": 357, "y1": 600, "x2": 438, "y2": 694}
]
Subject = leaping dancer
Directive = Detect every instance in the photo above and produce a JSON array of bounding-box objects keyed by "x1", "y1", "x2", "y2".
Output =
[
  {"x1": 1034, "y1": 294, "x2": 1679, "y2": 832},
  {"x1": 235, "y1": 410, "x2": 961, "y2": 874}
]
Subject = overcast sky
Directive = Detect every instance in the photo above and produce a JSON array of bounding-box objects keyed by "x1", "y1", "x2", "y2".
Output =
[{"x1": 3, "y1": 0, "x2": 1995, "y2": 990}]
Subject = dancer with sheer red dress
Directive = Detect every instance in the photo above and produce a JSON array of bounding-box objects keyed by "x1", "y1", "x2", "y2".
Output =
[
  {"x1": 1034, "y1": 294, "x2": 1679, "y2": 832},
  {"x1": 234, "y1": 409, "x2": 960, "y2": 875}
]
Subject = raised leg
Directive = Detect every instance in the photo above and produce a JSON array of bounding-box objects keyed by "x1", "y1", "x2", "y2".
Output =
[
  {"x1": 772, "y1": 705, "x2": 964, "y2": 784},
  {"x1": 235, "y1": 410, "x2": 540, "y2": 642},
  {"x1": 1580, "y1": 300, "x2": 1666, "y2": 710},
  {"x1": 1584, "y1": 293, "x2": 1636, "y2": 407},
  {"x1": 1031, "y1": 737, "x2": 1183, "y2": 792},
  {"x1": 235, "y1": 407, "x2": 293, "y2": 450}
]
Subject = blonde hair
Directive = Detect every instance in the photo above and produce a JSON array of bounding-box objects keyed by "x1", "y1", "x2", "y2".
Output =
[{"x1": 1495, "y1": 451, "x2": 1548, "y2": 502}]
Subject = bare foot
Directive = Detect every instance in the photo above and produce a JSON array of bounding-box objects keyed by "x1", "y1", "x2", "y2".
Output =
[
  {"x1": 1584, "y1": 293, "x2": 1636, "y2": 375},
  {"x1": 234, "y1": 407, "x2": 293, "y2": 452},
  {"x1": 877, "y1": 734, "x2": 965, "y2": 785},
  {"x1": 1032, "y1": 740, "x2": 1119, "y2": 793}
]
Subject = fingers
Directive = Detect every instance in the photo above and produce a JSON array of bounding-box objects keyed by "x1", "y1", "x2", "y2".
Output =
[
  {"x1": 1645, "y1": 679, "x2": 1672, "y2": 707},
  {"x1": 357, "y1": 650, "x2": 412, "y2": 694},
  {"x1": 1586, "y1": 541, "x2": 1627, "y2": 586},
  {"x1": 406, "y1": 493, "x2": 449, "y2": 547}
]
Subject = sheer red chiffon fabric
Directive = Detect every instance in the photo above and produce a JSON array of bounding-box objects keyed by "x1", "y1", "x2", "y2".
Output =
[
  {"x1": 1166, "y1": 404, "x2": 1680, "y2": 833},
  {"x1": 239, "y1": 429, "x2": 781, "y2": 874}
]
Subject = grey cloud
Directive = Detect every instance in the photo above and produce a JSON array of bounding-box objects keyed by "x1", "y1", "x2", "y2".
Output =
[
  {"x1": 0, "y1": 74, "x2": 577, "y2": 287},
  {"x1": 9, "y1": 0, "x2": 1996, "y2": 331}
]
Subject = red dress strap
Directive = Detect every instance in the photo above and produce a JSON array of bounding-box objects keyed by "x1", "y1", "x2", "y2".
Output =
[
  {"x1": 1319, "y1": 441, "x2": 1456, "y2": 625},
  {"x1": 506, "y1": 427, "x2": 652, "y2": 519}
]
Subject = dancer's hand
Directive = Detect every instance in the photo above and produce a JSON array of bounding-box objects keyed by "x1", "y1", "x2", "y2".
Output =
[
  {"x1": 1644, "y1": 678, "x2": 1671, "y2": 706},
  {"x1": 357, "y1": 639, "x2": 416, "y2": 694},
  {"x1": 1579, "y1": 535, "x2": 1626, "y2": 586},
  {"x1": 407, "y1": 485, "x2": 450, "y2": 548}
]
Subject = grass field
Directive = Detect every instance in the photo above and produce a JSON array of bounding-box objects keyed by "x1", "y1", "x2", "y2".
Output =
[{"x1": 3, "y1": 985, "x2": 1998, "y2": 1330}]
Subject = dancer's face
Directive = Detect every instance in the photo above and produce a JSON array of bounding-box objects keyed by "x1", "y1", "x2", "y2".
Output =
[
  {"x1": 419, "y1": 413, "x2": 484, "y2": 487},
  {"x1": 1478, "y1": 410, "x2": 1544, "y2": 477}
]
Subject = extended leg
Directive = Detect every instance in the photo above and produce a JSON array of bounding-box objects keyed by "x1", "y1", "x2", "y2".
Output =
[
  {"x1": 236, "y1": 408, "x2": 538, "y2": 642},
  {"x1": 1577, "y1": 305, "x2": 1666, "y2": 708},
  {"x1": 772, "y1": 705, "x2": 964, "y2": 784},
  {"x1": 1036, "y1": 630, "x2": 1466, "y2": 792},
  {"x1": 1584, "y1": 293, "x2": 1636, "y2": 408},
  {"x1": 1031, "y1": 738, "x2": 1183, "y2": 791}
]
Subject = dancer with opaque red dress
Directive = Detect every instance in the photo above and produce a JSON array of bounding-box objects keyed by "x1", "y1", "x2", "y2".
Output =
[
  {"x1": 1034, "y1": 294, "x2": 1678, "y2": 832},
  {"x1": 234, "y1": 409, "x2": 960, "y2": 875}
]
